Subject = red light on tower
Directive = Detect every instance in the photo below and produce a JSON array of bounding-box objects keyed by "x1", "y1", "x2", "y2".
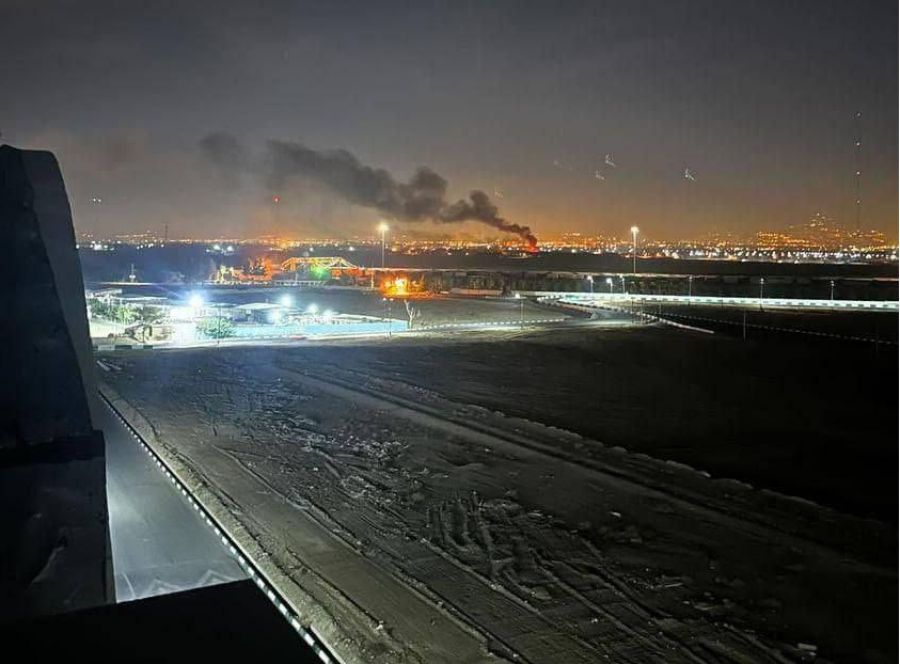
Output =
[{"x1": 272, "y1": 195, "x2": 281, "y2": 204}]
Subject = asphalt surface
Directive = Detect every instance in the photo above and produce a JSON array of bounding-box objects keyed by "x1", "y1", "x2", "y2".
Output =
[{"x1": 100, "y1": 402, "x2": 245, "y2": 602}]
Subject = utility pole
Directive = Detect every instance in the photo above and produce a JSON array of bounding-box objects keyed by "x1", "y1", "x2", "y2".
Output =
[
  {"x1": 378, "y1": 222, "x2": 389, "y2": 268},
  {"x1": 630, "y1": 226, "x2": 639, "y2": 274},
  {"x1": 514, "y1": 293, "x2": 524, "y2": 329},
  {"x1": 854, "y1": 111, "x2": 862, "y2": 234}
]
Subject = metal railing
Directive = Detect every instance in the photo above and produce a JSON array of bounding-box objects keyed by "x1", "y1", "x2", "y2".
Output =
[
  {"x1": 100, "y1": 392, "x2": 343, "y2": 664},
  {"x1": 536, "y1": 292, "x2": 898, "y2": 312}
]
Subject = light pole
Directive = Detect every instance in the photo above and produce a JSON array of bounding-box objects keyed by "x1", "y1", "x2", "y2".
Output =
[
  {"x1": 378, "y1": 222, "x2": 389, "y2": 269},
  {"x1": 759, "y1": 277, "x2": 765, "y2": 310},
  {"x1": 382, "y1": 297, "x2": 394, "y2": 336},
  {"x1": 688, "y1": 275, "x2": 693, "y2": 298},
  {"x1": 830, "y1": 280, "x2": 835, "y2": 301},
  {"x1": 189, "y1": 293, "x2": 204, "y2": 320},
  {"x1": 514, "y1": 293, "x2": 524, "y2": 329},
  {"x1": 630, "y1": 226, "x2": 639, "y2": 275},
  {"x1": 620, "y1": 274, "x2": 626, "y2": 294},
  {"x1": 587, "y1": 275, "x2": 594, "y2": 293},
  {"x1": 606, "y1": 277, "x2": 613, "y2": 293}
]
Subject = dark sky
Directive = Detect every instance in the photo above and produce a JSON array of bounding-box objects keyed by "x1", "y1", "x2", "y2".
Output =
[{"x1": 2, "y1": 0, "x2": 896, "y2": 241}]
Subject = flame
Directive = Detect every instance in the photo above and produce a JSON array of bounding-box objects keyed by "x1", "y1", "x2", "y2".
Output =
[{"x1": 382, "y1": 277, "x2": 409, "y2": 296}]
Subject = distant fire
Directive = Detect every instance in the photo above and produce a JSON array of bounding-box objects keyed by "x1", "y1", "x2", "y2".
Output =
[{"x1": 382, "y1": 277, "x2": 409, "y2": 296}]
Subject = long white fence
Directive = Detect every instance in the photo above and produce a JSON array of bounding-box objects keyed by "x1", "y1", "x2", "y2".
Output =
[{"x1": 532, "y1": 292, "x2": 898, "y2": 312}]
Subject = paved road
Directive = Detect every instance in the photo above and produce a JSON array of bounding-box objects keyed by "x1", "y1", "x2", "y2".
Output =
[{"x1": 100, "y1": 402, "x2": 245, "y2": 602}]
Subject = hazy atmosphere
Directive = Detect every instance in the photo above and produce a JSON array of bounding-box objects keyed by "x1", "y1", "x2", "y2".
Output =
[
  {"x1": 2, "y1": 0, "x2": 896, "y2": 240},
  {"x1": 2, "y1": 2, "x2": 898, "y2": 663}
]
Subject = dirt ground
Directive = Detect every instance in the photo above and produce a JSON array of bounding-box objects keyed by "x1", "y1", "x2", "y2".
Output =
[
  {"x1": 99, "y1": 321, "x2": 896, "y2": 664},
  {"x1": 269, "y1": 325, "x2": 897, "y2": 521}
]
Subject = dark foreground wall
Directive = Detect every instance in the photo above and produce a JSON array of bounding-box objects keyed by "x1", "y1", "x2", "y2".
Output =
[{"x1": 0, "y1": 145, "x2": 112, "y2": 619}]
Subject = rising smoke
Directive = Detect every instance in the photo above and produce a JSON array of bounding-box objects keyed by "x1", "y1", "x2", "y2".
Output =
[{"x1": 199, "y1": 132, "x2": 536, "y2": 246}]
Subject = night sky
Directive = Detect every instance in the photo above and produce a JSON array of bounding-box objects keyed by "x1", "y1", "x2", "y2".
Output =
[{"x1": 2, "y1": 0, "x2": 896, "y2": 241}]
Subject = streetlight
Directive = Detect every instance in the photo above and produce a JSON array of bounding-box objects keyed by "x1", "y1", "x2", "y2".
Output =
[
  {"x1": 688, "y1": 275, "x2": 693, "y2": 298},
  {"x1": 606, "y1": 277, "x2": 613, "y2": 293},
  {"x1": 587, "y1": 275, "x2": 594, "y2": 293},
  {"x1": 189, "y1": 293, "x2": 204, "y2": 322},
  {"x1": 830, "y1": 280, "x2": 835, "y2": 301},
  {"x1": 759, "y1": 277, "x2": 765, "y2": 302},
  {"x1": 630, "y1": 226, "x2": 639, "y2": 275},
  {"x1": 280, "y1": 294, "x2": 293, "y2": 308},
  {"x1": 514, "y1": 292, "x2": 524, "y2": 329},
  {"x1": 387, "y1": 298, "x2": 394, "y2": 337},
  {"x1": 306, "y1": 303, "x2": 318, "y2": 316},
  {"x1": 382, "y1": 297, "x2": 395, "y2": 336},
  {"x1": 378, "y1": 222, "x2": 389, "y2": 268}
]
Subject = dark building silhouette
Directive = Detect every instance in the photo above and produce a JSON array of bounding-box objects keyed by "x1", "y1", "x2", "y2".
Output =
[{"x1": 0, "y1": 145, "x2": 112, "y2": 619}]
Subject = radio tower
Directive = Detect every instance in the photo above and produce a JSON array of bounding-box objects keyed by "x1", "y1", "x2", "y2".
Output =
[{"x1": 853, "y1": 111, "x2": 862, "y2": 235}]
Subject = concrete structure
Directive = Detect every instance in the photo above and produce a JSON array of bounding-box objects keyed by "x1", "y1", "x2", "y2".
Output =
[{"x1": 0, "y1": 145, "x2": 112, "y2": 619}]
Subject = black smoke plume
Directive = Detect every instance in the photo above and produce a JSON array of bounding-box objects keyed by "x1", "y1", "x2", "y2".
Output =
[{"x1": 200, "y1": 132, "x2": 537, "y2": 246}]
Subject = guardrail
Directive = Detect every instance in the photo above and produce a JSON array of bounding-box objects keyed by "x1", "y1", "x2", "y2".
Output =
[
  {"x1": 533, "y1": 292, "x2": 899, "y2": 312},
  {"x1": 416, "y1": 317, "x2": 567, "y2": 331},
  {"x1": 99, "y1": 392, "x2": 343, "y2": 664}
]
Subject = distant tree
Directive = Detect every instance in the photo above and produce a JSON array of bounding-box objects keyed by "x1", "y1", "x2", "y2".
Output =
[
  {"x1": 404, "y1": 300, "x2": 423, "y2": 328},
  {"x1": 113, "y1": 305, "x2": 138, "y2": 325},
  {"x1": 197, "y1": 316, "x2": 235, "y2": 339},
  {"x1": 136, "y1": 305, "x2": 165, "y2": 324},
  {"x1": 89, "y1": 299, "x2": 110, "y2": 318}
]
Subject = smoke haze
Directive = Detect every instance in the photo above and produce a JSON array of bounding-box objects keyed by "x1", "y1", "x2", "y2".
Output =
[{"x1": 200, "y1": 133, "x2": 537, "y2": 246}]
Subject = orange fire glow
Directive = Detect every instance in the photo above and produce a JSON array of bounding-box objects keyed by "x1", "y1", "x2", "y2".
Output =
[{"x1": 382, "y1": 277, "x2": 409, "y2": 296}]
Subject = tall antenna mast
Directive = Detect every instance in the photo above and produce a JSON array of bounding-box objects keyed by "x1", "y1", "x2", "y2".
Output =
[{"x1": 853, "y1": 111, "x2": 862, "y2": 234}]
